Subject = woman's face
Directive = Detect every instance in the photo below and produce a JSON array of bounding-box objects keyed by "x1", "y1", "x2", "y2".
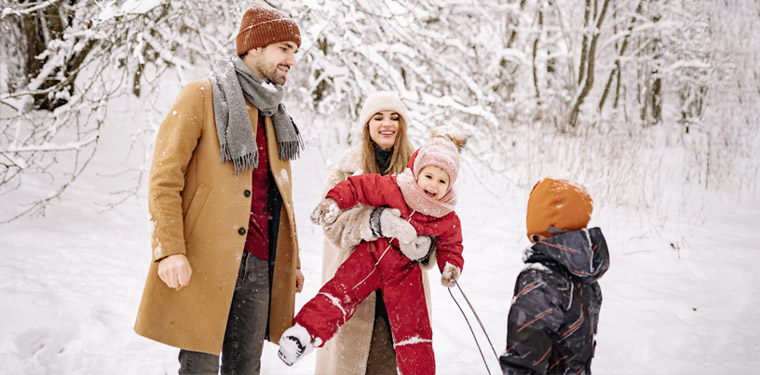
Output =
[{"x1": 368, "y1": 110, "x2": 401, "y2": 151}]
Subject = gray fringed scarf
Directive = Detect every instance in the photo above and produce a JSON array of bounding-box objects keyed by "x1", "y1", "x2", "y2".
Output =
[{"x1": 209, "y1": 56, "x2": 303, "y2": 174}]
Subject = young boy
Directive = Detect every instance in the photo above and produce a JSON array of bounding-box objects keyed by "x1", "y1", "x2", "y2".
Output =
[
  {"x1": 499, "y1": 178, "x2": 610, "y2": 375},
  {"x1": 278, "y1": 137, "x2": 464, "y2": 375}
]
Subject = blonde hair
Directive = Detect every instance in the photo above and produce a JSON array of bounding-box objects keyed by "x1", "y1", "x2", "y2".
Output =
[{"x1": 361, "y1": 116, "x2": 413, "y2": 175}]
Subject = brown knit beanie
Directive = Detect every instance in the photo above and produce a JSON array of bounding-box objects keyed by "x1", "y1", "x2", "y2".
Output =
[
  {"x1": 236, "y1": 1, "x2": 302, "y2": 56},
  {"x1": 526, "y1": 178, "x2": 593, "y2": 240}
]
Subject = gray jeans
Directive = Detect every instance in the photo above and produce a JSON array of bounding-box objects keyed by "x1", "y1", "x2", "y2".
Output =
[{"x1": 179, "y1": 251, "x2": 270, "y2": 375}]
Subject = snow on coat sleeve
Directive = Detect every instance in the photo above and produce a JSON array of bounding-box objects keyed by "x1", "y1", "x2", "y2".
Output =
[
  {"x1": 148, "y1": 82, "x2": 204, "y2": 261},
  {"x1": 432, "y1": 214, "x2": 464, "y2": 273},
  {"x1": 499, "y1": 266, "x2": 567, "y2": 374},
  {"x1": 326, "y1": 173, "x2": 398, "y2": 210}
]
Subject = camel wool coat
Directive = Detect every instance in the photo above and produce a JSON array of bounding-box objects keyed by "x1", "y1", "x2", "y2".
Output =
[
  {"x1": 134, "y1": 79, "x2": 300, "y2": 355},
  {"x1": 314, "y1": 145, "x2": 431, "y2": 375}
]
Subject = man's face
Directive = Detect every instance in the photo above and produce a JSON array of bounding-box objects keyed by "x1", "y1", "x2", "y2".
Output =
[{"x1": 250, "y1": 41, "x2": 298, "y2": 85}]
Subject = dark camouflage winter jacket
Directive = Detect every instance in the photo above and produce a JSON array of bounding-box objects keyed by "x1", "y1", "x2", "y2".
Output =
[{"x1": 499, "y1": 228, "x2": 610, "y2": 375}]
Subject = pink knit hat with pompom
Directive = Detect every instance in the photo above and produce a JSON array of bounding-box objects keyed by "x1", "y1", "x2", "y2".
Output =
[{"x1": 412, "y1": 137, "x2": 460, "y2": 188}]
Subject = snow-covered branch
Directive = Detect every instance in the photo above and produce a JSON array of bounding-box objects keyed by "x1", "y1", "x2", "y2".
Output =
[{"x1": 2, "y1": 137, "x2": 98, "y2": 153}]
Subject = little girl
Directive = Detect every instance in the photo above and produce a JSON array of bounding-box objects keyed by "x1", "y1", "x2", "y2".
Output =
[{"x1": 278, "y1": 136, "x2": 464, "y2": 375}]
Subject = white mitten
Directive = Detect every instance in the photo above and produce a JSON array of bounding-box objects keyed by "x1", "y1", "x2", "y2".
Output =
[
  {"x1": 278, "y1": 323, "x2": 316, "y2": 366},
  {"x1": 310, "y1": 198, "x2": 340, "y2": 225},
  {"x1": 357, "y1": 207, "x2": 381, "y2": 243},
  {"x1": 441, "y1": 262, "x2": 460, "y2": 288},
  {"x1": 399, "y1": 235, "x2": 433, "y2": 261},
  {"x1": 374, "y1": 208, "x2": 416, "y2": 244}
]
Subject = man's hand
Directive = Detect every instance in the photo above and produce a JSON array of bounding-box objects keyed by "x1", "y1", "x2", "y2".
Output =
[
  {"x1": 158, "y1": 253, "x2": 192, "y2": 291},
  {"x1": 295, "y1": 269, "x2": 304, "y2": 293}
]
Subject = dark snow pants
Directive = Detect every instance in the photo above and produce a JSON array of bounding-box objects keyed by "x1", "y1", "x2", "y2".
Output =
[{"x1": 294, "y1": 240, "x2": 435, "y2": 375}]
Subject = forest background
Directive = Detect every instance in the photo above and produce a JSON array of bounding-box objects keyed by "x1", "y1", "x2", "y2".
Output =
[{"x1": 1, "y1": 0, "x2": 759, "y2": 374}]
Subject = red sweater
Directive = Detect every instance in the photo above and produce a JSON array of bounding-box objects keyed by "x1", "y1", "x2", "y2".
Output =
[
  {"x1": 326, "y1": 173, "x2": 464, "y2": 272},
  {"x1": 243, "y1": 116, "x2": 272, "y2": 261}
]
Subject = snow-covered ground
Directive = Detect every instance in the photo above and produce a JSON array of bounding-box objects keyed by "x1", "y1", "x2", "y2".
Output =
[{"x1": 1, "y1": 90, "x2": 759, "y2": 375}]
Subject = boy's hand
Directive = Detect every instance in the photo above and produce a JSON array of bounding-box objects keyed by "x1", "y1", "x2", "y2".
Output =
[
  {"x1": 158, "y1": 254, "x2": 192, "y2": 291},
  {"x1": 441, "y1": 263, "x2": 460, "y2": 288},
  {"x1": 311, "y1": 198, "x2": 340, "y2": 225}
]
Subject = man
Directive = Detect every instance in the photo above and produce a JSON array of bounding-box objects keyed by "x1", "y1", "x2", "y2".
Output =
[{"x1": 134, "y1": 2, "x2": 305, "y2": 374}]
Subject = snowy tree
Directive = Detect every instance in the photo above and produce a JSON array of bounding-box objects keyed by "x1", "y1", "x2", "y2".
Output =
[
  {"x1": 0, "y1": 0, "x2": 238, "y2": 221},
  {"x1": 1, "y1": 0, "x2": 758, "y2": 221}
]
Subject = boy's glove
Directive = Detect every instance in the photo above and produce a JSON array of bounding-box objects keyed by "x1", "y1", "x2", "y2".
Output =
[
  {"x1": 369, "y1": 207, "x2": 416, "y2": 244},
  {"x1": 441, "y1": 262, "x2": 460, "y2": 288},
  {"x1": 311, "y1": 198, "x2": 340, "y2": 225},
  {"x1": 399, "y1": 235, "x2": 433, "y2": 262}
]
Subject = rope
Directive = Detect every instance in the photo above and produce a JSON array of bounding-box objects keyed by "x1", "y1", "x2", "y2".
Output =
[
  {"x1": 351, "y1": 210, "x2": 417, "y2": 290},
  {"x1": 448, "y1": 285, "x2": 491, "y2": 375},
  {"x1": 351, "y1": 243, "x2": 391, "y2": 289},
  {"x1": 455, "y1": 282, "x2": 499, "y2": 360}
]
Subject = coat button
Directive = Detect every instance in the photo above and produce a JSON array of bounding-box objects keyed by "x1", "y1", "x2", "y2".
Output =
[
  {"x1": 238, "y1": 227, "x2": 246, "y2": 235},
  {"x1": 244, "y1": 190, "x2": 251, "y2": 197}
]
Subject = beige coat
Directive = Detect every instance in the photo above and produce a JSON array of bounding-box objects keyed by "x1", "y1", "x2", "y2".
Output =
[
  {"x1": 134, "y1": 79, "x2": 300, "y2": 355},
  {"x1": 314, "y1": 145, "x2": 432, "y2": 375}
]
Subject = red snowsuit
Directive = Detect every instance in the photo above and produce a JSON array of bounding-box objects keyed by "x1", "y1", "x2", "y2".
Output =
[{"x1": 295, "y1": 173, "x2": 464, "y2": 375}]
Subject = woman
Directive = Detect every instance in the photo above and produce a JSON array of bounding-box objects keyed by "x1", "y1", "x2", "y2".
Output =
[{"x1": 315, "y1": 91, "x2": 432, "y2": 375}]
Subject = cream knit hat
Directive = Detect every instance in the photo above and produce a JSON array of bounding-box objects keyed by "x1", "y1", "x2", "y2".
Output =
[{"x1": 358, "y1": 91, "x2": 410, "y2": 128}]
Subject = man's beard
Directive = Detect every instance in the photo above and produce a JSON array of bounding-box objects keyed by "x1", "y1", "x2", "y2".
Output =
[{"x1": 258, "y1": 60, "x2": 287, "y2": 85}]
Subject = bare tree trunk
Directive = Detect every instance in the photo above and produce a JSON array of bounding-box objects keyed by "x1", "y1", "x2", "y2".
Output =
[
  {"x1": 14, "y1": 1, "x2": 98, "y2": 111},
  {"x1": 613, "y1": 62, "x2": 622, "y2": 109},
  {"x1": 568, "y1": 0, "x2": 612, "y2": 127},
  {"x1": 577, "y1": 0, "x2": 592, "y2": 86},
  {"x1": 598, "y1": 1, "x2": 644, "y2": 112},
  {"x1": 132, "y1": 62, "x2": 145, "y2": 97},
  {"x1": 311, "y1": 37, "x2": 329, "y2": 104},
  {"x1": 650, "y1": 67, "x2": 662, "y2": 123},
  {"x1": 21, "y1": 9, "x2": 45, "y2": 83},
  {"x1": 640, "y1": 68, "x2": 648, "y2": 123},
  {"x1": 507, "y1": 0, "x2": 528, "y2": 49},
  {"x1": 679, "y1": 82, "x2": 708, "y2": 134},
  {"x1": 132, "y1": 1, "x2": 171, "y2": 97},
  {"x1": 641, "y1": 4, "x2": 663, "y2": 127},
  {"x1": 533, "y1": 5, "x2": 543, "y2": 102},
  {"x1": 493, "y1": 0, "x2": 528, "y2": 99}
]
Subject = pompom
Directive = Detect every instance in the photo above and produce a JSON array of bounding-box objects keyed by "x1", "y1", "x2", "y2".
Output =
[{"x1": 429, "y1": 125, "x2": 467, "y2": 151}]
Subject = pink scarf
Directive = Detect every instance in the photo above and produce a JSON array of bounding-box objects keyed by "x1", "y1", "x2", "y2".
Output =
[{"x1": 396, "y1": 168, "x2": 457, "y2": 218}]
